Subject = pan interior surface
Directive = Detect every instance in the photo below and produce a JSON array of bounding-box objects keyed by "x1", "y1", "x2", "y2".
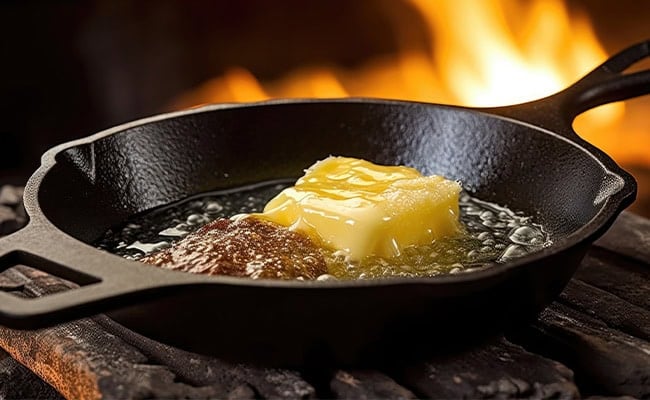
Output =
[{"x1": 40, "y1": 101, "x2": 616, "y2": 247}]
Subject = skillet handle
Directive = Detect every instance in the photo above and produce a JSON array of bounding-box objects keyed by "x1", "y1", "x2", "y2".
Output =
[
  {"x1": 487, "y1": 40, "x2": 650, "y2": 137},
  {"x1": 0, "y1": 222, "x2": 205, "y2": 329}
]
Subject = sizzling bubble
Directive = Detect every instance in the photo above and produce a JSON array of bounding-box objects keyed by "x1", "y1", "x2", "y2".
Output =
[
  {"x1": 126, "y1": 240, "x2": 170, "y2": 255},
  {"x1": 508, "y1": 226, "x2": 545, "y2": 246}
]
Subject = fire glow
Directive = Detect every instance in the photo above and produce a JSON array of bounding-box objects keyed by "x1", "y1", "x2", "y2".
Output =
[{"x1": 171, "y1": 0, "x2": 648, "y2": 165}]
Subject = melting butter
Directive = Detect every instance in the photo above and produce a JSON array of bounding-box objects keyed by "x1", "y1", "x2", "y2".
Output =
[{"x1": 255, "y1": 157, "x2": 462, "y2": 260}]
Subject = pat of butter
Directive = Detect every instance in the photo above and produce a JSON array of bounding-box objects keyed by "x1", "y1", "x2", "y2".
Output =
[{"x1": 257, "y1": 157, "x2": 462, "y2": 260}]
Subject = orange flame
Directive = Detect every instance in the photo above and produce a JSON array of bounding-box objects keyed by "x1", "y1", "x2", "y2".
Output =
[{"x1": 171, "y1": 0, "x2": 649, "y2": 165}]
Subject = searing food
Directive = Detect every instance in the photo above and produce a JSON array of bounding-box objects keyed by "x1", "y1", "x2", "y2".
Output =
[{"x1": 140, "y1": 217, "x2": 327, "y2": 279}]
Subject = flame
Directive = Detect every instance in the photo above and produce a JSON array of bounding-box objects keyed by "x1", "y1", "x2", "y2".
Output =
[
  {"x1": 415, "y1": 0, "x2": 589, "y2": 105},
  {"x1": 171, "y1": 0, "x2": 650, "y2": 165}
]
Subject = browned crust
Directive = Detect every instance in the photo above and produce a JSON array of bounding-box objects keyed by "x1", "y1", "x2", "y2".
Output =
[{"x1": 140, "y1": 217, "x2": 327, "y2": 280}]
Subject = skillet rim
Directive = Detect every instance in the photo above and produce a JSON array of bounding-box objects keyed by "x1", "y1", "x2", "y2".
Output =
[{"x1": 20, "y1": 97, "x2": 636, "y2": 289}]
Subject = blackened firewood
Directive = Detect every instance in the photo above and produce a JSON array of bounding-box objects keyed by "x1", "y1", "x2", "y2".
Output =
[
  {"x1": 519, "y1": 303, "x2": 650, "y2": 398},
  {"x1": 595, "y1": 211, "x2": 650, "y2": 265},
  {"x1": 0, "y1": 267, "x2": 28, "y2": 291},
  {"x1": 0, "y1": 348, "x2": 63, "y2": 400},
  {"x1": 558, "y1": 279, "x2": 650, "y2": 341},
  {"x1": 574, "y1": 250, "x2": 650, "y2": 311},
  {"x1": 0, "y1": 265, "x2": 317, "y2": 400},
  {"x1": 0, "y1": 307, "x2": 229, "y2": 399},
  {"x1": 97, "y1": 314, "x2": 317, "y2": 399},
  {"x1": 329, "y1": 370, "x2": 416, "y2": 399},
  {"x1": 396, "y1": 337, "x2": 579, "y2": 399}
]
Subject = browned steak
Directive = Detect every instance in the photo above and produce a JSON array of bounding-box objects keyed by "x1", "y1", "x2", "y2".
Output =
[{"x1": 140, "y1": 217, "x2": 327, "y2": 280}]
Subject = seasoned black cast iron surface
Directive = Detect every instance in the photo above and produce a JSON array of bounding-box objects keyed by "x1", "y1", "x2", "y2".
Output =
[{"x1": 0, "y1": 41, "x2": 647, "y2": 363}]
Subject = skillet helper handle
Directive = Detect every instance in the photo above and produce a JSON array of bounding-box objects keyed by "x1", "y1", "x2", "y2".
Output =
[
  {"x1": 0, "y1": 222, "x2": 203, "y2": 329},
  {"x1": 489, "y1": 40, "x2": 650, "y2": 137}
]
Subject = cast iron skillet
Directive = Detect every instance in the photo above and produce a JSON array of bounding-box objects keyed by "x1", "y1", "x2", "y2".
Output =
[{"x1": 0, "y1": 41, "x2": 649, "y2": 364}]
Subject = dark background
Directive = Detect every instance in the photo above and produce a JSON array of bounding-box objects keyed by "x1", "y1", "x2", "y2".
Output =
[{"x1": 1, "y1": 1, "x2": 649, "y2": 208}]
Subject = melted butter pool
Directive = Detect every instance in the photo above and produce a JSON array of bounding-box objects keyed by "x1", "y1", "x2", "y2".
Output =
[{"x1": 95, "y1": 180, "x2": 551, "y2": 279}]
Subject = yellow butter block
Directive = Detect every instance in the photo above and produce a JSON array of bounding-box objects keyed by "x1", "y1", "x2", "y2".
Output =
[{"x1": 257, "y1": 157, "x2": 462, "y2": 260}]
